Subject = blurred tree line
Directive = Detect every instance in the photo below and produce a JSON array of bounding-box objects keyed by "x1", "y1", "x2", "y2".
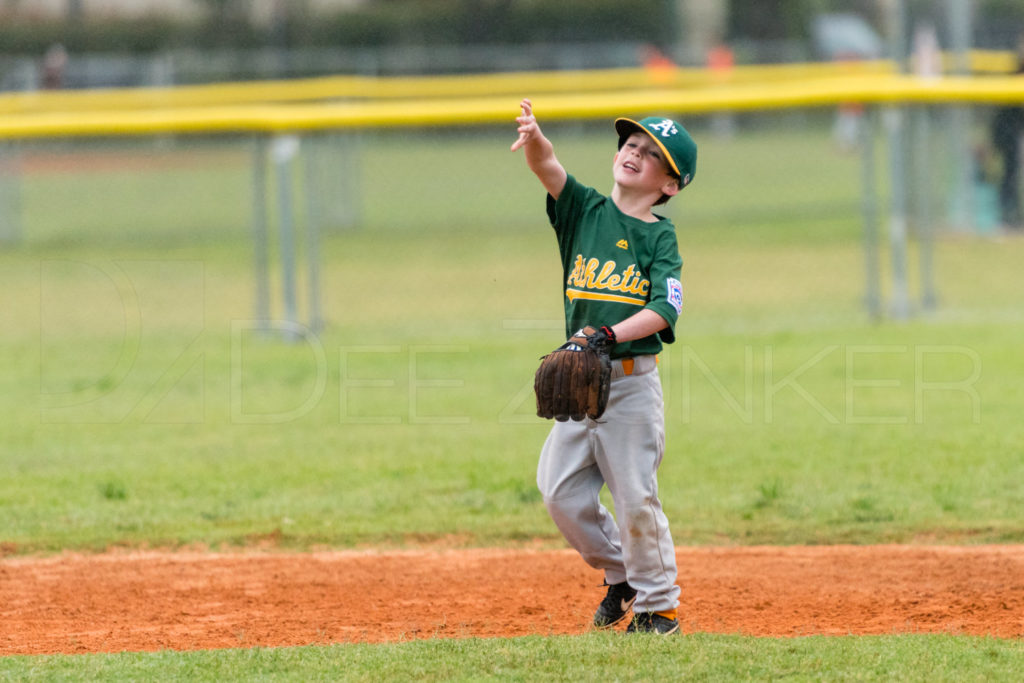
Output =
[{"x1": 0, "y1": 0, "x2": 1022, "y2": 56}]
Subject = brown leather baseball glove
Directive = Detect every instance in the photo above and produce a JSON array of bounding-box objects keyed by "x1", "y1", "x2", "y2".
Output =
[{"x1": 534, "y1": 325, "x2": 615, "y2": 421}]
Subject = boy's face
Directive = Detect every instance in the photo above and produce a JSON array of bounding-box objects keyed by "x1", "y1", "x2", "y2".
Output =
[{"x1": 613, "y1": 132, "x2": 680, "y2": 199}]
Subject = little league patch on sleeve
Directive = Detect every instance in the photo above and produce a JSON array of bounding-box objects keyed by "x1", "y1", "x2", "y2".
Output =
[{"x1": 667, "y1": 277, "x2": 683, "y2": 314}]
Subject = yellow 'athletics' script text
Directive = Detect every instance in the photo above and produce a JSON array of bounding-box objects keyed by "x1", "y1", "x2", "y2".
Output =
[{"x1": 565, "y1": 256, "x2": 649, "y2": 305}]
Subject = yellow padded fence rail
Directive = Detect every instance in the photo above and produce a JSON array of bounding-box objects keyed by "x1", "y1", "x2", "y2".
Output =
[
  {"x1": 0, "y1": 61, "x2": 898, "y2": 115},
  {"x1": 0, "y1": 50, "x2": 1017, "y2": 119},
  {"x1": 3, "y1": 73, "x2": 1024, "y2": 140},
  {"x1": 0, "y1": 50, "x2": 1016, "y2": 117}
]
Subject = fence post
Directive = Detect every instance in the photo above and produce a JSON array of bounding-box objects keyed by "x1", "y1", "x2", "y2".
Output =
[
  {"x1": 271, "y1": 134, "x2": 301, "y2": 339},
  {"x1": 946, "y1": 0, "x2": 975, "y2": 233},
  {"x1": 860, "y1": 109, "x2": 882, "y2": 321},
  {"x1": 883, "y1": 0, "x2": 911, "y2": 320},
  {"x1": 912, "y1": 24, "x2": 941, "y2": 312},
  {"x1": 251, "y1": 137, "x2": 271, "y2": 329},
  {"x1": 915, "y1": 104, "x2": 939, "y2": 311},
  {"x1": 304, "y1": 135, "x2": 324, "y2": 333}
]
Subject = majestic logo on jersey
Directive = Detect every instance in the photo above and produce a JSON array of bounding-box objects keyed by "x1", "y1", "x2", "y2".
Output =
[
  {"x1": 565, "y1": 255, "x2": 649, "y2": 306},
  {"x1": 648, "y1": 119, "x2": 678, "y2": 138},
  {"x1": 616, "y1": 239, "x2": 629, "y2": 250}
]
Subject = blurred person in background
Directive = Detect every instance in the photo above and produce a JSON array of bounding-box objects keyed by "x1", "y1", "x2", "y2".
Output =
[
  {"x1": 41, "y1": 43, "x2": 68, "y2": 90},
  {"x1": 990, "y1": 33, "x2": 1024, "y2": 230}
]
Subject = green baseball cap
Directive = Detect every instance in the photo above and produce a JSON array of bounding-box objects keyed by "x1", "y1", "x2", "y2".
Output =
[{"x1": 614, "y1": 116, "x2": 697, "y2": 188}]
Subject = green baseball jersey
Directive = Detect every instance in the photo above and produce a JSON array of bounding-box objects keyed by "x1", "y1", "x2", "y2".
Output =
[{"x1": 547, "y1": 174, "x2": 684, "y2": 360}]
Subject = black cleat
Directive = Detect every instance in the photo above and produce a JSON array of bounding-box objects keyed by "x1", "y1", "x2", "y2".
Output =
[
  {"x1": 626, "y1": 611, "x2": 680, "y2": 635},
  {"x1": 592, "y1": 581, "x2": 637, "y2": 628}
]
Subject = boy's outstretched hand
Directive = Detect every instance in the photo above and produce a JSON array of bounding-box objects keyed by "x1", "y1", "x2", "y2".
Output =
[
  {"x1": 510, "y1": 98, "x2": 538, "y2": 152},
  {"x1": 510, "y1": 97, "x2": 567, "y2": 199}
]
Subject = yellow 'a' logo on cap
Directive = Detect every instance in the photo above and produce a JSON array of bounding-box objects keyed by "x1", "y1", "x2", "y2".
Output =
[{"x1": 616, "y1": 239, "x2": 628, "y2": 249}]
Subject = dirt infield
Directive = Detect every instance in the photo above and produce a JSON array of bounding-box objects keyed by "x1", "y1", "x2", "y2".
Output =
[{"x1": 2, "y1": 545, "x2": 1022, "y2": 655}]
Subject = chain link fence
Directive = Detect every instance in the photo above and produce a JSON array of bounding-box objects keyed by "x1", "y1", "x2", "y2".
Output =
[{"x1": 2, "y1": 100, "x2": 1020, "y2": 336}]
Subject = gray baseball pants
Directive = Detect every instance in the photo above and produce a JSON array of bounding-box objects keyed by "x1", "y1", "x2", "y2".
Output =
[{"x1": 536, "y1": 355, "x2": 680, "y2": 613}]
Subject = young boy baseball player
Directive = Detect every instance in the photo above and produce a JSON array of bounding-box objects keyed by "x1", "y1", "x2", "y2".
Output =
[{"x1": 511, "y1": 98, "x2": 695, "y2": 635}]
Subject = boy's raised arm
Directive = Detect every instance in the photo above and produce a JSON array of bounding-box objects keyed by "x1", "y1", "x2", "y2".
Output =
[{"x1": 511, "y1": 98, "x2": 568, "y2": 199}]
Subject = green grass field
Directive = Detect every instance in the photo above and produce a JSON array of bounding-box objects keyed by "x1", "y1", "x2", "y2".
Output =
[
  {"x1": 3, "y1": 634, "x2": 1024, "y2": 682},
  {"x1": 2, "y1": 121, "x2": 1023, "y2": 678}
]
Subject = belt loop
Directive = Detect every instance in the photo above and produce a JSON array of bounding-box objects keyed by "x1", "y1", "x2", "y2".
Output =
[{"x1": 621, "y1": 358, "x2": 635, "y2": 376}]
